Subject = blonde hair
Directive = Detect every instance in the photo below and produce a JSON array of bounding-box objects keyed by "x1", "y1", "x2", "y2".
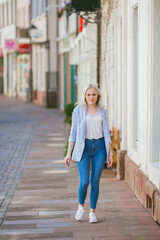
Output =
[{"x1": 75, "y1": 83, "x2": 104, "y2": 109}]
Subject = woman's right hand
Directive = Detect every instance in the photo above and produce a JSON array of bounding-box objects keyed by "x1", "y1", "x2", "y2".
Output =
[{"x1": 65, "y1": 154, "x2": 71, "y2": 166}]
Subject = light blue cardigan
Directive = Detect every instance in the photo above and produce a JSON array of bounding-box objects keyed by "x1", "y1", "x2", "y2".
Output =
[{"x1": 69, "y1": 105, "x2": 111, "y2": 163}]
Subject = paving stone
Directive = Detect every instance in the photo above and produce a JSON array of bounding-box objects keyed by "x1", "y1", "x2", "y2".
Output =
[
  {"x1": 6, "y1": 211, "x2": 38, "y2": 216},
  {"x1": 47, "y1": 133, "x2": 64, "y2": 136},
  {"x1": 1, "y1": 224, "x2": 37, "y2": 229},
  {"x1": 94, "y1": 237, "x2": 132, "y2": 240},
  {"x1": 0, "y1": 228, "x2": 54, "y2": 235},
  {"x1": 37, "y1": 222, "x2": 72, "y2": 228},
  {"x1": 45, "y1": 143, "x2": 65, "y2": 147},
  {"x1": 3, "y1": 219, "x2": 54, "y2": 225},
  {"x1": 50, "y1": 137, "x2": 66, "y2": 141},
  {"x1": 4, "y1": 214, "x2": 70, "y2": 221},
  {"x1": 24, "y1": 164, "x2": 66, "y2": 169},
  {"x1": 0, "y1": 212, "x2": 6, "y2": 217},
  {"x1": 130, "y1": 237, "x2": 160, "y2": 240},
  {"x1": 39, "y1": 198, "x2": 112, "y2": 204},
  {"x1": 53, "y1": 218, "x2": 72, "y2": 223},
  {"x1": 129, "y1": 229, "x2": 160, "y2": 236},
  {"x1": 26, "y1": 159, "x2": 64, "y2": 163},
  {"x1": 38, "y1": 210, "x2": 75, "y2": 215}
]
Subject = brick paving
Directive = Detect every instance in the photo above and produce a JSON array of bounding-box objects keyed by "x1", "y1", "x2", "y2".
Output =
[{"x1": 0, "y1": 95, "x2": 160, "y2": 239}]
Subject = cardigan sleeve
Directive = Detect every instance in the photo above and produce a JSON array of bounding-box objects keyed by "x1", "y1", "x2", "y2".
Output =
[
  {"x1": 68, "y1": 107, "x2": 77, "y2": 142},
  {"x1": 104, "y1": 109, "x2": 111, "y2": 144}
]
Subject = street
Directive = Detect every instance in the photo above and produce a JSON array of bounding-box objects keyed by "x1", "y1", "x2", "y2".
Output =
[{"x1": 0, "y1": 96, "x2": 160, "y2": 240}]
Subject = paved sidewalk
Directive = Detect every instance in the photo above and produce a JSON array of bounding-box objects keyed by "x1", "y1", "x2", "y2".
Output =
[{"x1": 0, "y1": 95, "x2": 160, "y2": 240}]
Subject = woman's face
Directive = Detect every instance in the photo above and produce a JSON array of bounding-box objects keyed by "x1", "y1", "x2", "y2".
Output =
[{"x1": 85, "y1": 88, "x2": 98, "y2": 106}]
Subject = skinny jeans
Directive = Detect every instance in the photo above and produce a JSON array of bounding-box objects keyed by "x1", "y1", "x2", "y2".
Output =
[{"x1": 77, "y1": 137, "x2": 106, "y2": 209}]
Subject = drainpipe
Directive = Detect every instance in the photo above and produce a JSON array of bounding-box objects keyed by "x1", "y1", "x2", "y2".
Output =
[
  {"x1": 28, "y1": 0, "x2": 33, "y2": 102},
  {"x1": 46, "y1": 0, "x2": 50, "y2": 107},
  {"x1": 15, "y1": 0, "x2": 18, "y2": 97},
  {"x1": 97, "y1": 7, "x2": 101, "y2": 88},
  {"x1": 56, "y1": 0, "x2": 59, "y2": 108}
]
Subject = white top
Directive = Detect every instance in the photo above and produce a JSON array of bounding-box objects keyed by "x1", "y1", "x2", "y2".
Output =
[{"x1": 85, "y1": 111, "x2": 103, "y2": 139}]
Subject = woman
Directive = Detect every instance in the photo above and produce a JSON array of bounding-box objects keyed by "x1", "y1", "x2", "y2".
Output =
[{"x1": 65, "y1": 84, "x2": 113, "y2": 223}]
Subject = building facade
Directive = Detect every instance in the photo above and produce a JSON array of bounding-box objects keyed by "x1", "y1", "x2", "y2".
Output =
[
  {"x1": 70, "y1": 23, "x2": 97, "y2": 102},
  {"x1": 101, "y1": 0, "x2": 160, "y2": 224},
  {"x1": 30, "y1": 0, "x2": 57, "y2": 107},
  {"x1": 17, "y1": 0, "x2": 30, "y2": 101},
  {"x1": 57, "y1": 0, "x2": 77, "y2": 110},
  {"x1": 0, "y1": 0, "x2": 17, "y2": 97},
  {"x1": 0, "y1": 45, "x2": 3, "y2": 93}
]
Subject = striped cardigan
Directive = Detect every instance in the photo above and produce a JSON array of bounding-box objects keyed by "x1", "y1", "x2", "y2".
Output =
[{"x1": 69, "y1": 105, "x2": 111, "y2": 163}]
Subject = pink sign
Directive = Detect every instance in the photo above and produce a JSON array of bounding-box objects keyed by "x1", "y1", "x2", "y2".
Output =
[
  {"x1": 0, "y1": 49, "x2": 3, "y2": 57},
  {"x1": 5, "y1": 39, "x2": 17, "y2": 50}
]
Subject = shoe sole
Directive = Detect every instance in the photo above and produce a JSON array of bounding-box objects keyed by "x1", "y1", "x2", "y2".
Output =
[
  {"x1": 75, "y1": 216, "x2": 84, "y2": 221},
  {"x1": 89, "y1": 220, "x2": 98, "y2": 223}
]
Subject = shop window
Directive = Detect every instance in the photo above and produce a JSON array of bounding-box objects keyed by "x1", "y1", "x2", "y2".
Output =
[
  {"x1": 11, "y1": 0, "x2": 13, "y2": 24},
  {"x1": 39, "y1": 0, "x2": 44, "y2": 15},
  {"x1": 2, "y1": 4, "x2": 4, "y2": 27},
  {"x1": 0, "y1": 4, "x2": 2, "y2": 27},
  {"x1": 32, "y1": 0, "x2": 38, "y2": 18}
]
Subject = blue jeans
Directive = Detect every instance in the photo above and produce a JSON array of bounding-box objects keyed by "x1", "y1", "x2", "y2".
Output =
[{"x1": 77, "y1": 137, "x2": 107, "y2": 209}]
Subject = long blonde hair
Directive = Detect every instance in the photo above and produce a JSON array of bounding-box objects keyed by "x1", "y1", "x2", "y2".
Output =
[{"x1": 75, "y1": 83, "x2": 104, "y2": 109}]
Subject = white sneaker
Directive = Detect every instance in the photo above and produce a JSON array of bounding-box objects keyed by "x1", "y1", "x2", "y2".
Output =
[
  {"x1": 89, "y1": 211, "x2": 98, "y2": 223},
  {"x1": 75, "y1": 206, "x2": 85, "y2": 221}
]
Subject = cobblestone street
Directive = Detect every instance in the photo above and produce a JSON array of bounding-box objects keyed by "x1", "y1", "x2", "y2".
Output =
[
  {"x1": 0, "y1": 96, "x2": 35, "y2": 224},
  {"x1": 0, "y1": 95, "x2": 160, "y2": 240}
]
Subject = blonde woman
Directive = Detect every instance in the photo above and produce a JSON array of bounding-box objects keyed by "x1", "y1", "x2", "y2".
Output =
[{"x1": 65, "y1": 84, "x2": 113, "y2": 223}]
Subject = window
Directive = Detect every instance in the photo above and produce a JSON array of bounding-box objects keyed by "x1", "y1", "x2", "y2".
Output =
[
  {"x1": 12, "y1": 0, "x2": 15, "y2": 24},
  {"x1": 131, "y1": 5, "x2": 139, "y2": 151},
  {"x1": 19, "y1": 8, "x2": 22, "y2": 28},
  {"x1": 11, "y1": 0, "x2": 13, "y2": 24},
  {"x1": 0, "y1": 4, "x2": 2, "y2": 28},
  {"x1": 39, "y1": 0, "x2": 44, "y2": 15},
  {"x1": 32, "y1": 0, "x2": 38, "y2": 18},
  {"x1": 2, "y1": 4, "x2": 4, "y2": 27},
  {"x1": 43, "y1": 0, "x2": 46, "y2": 13},
  {"x1": 4, "y1": 2, "x2": 7, "y2": 26},
  {"x1": 6, "y1": 1, "x2": 9, "y2": 25},
  {"x1": 23, "y1": 7, "x2": 25, "y2": 28},
  {"x1": 24, "y1": 6, "x2": 30, "y2": 28}
]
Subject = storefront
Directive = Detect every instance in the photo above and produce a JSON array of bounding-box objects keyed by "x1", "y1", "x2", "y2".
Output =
[
  {"x1": 58, "y1": 35, "x2": 77, "y2": 110},
  {"x1": 7, "y1": 52, "x2": 16, "y2": 96},
  {"x1": 17, "y1": 43, "x2": 30, "y2": 100}
]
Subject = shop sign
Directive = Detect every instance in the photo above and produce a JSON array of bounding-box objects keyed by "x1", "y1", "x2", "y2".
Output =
[
  {"x1": 72, "y1": 0, "x2": 100, "y2": 12},
  {"x1": 5, "y1": 39, "x2": 17, "y2": 50},
  {"x1": 19, "y1": 43, "x2": 31, "y2": 53},
  {"x1": 0, "y1": 49, "x2": 3, "y2": 57},
  {"x1": 62, "y1": 36, "x2": 75, "y2": 53},
  {"x1": 63, "y1": 38, "x2": 70, "y2": 50},
  {"x1": 79, "y1": 17, "x2": 83, "y2": 33}
]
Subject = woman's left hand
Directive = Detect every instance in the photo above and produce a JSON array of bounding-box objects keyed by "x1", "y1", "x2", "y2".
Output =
[{"x1": 107, "y1": 155, "x2": 113, "y2": 168}]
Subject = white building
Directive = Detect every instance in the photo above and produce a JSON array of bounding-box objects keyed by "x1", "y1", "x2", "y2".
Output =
[
  {"x1": 70, "y1": 25, "x2": 97, "y2": 101},
  {"x1": 0, "y1": 0, "x2": 17, "y2": 97},
  {"x1": 69, "y1": 20, "x2": 98, "y2": 102},
  {"x1": 30, "y1": 0, "x2": 57, "y2": 107},
  {"x1": 17, "y1": 0, "x2": 30, "y2": 101},
  {"x1": 57, "y1": 0, "x2": 77, "y2": 110},
  {"x1": 101, "y1": 0, "x2": 160, "y2": 224}
]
